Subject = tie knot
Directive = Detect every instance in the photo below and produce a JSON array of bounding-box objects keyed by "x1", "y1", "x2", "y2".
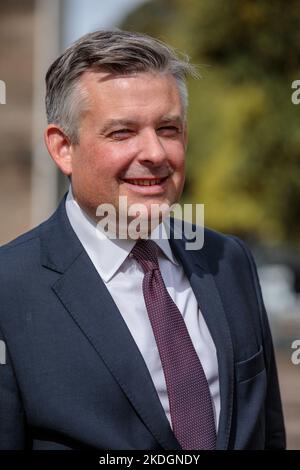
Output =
[{"x1": 130, "y1": 239, "x2": 159, "y2": 273}]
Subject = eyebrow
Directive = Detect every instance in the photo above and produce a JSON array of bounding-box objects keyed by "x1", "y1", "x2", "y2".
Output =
[
  {"x1": 99, "y1": 115, "x2": 183, "y2": 135},
  {"x1": 158, "y1": 115, "x2": 183, "y2": 126},
  {"x1": 100, "y1": 119, "x2": 137, "y2": 135}
]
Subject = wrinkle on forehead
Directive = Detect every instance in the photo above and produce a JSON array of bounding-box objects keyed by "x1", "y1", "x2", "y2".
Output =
[
  {"x1": 79, "y1": 71, "x2": 184, "y2": 126},
  {"x1": 80, "y1": 70, "x2": 180, "y2": 99}
]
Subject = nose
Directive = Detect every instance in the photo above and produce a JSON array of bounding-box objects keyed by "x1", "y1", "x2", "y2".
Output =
[{"x1": 137, "y1": 129, "x2": 167, "y2": 166}]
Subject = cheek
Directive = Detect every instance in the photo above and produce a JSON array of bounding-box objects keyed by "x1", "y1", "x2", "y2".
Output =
[
  {"x1": 169, "y1": 145, "x2": 185, "y2": 174},
  {"x1": 90, "y1": 142, "x2": 136, "y2": 176}
]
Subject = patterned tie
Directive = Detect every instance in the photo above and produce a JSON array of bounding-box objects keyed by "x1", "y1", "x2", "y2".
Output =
[{"x1": 131, "y1": 239, "x2": 216, "y2": 450}]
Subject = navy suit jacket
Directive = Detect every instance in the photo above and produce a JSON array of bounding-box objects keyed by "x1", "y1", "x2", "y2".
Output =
[{"x1": 0, "y1": 196, "x2": 285, "y2": 449}]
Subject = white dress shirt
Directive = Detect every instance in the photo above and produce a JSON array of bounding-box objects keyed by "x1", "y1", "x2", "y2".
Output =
[{"x1": 65, "y1": 188, "x2": 220, "y2": 430}]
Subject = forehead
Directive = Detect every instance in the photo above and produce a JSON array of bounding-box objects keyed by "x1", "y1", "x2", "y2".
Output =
[{"x1": 79, "y1": 70, "x2": 183, "y2": 119}]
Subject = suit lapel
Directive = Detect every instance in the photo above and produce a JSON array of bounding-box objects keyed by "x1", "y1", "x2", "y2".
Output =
[
  {"x1": 40, "y1": 198, "x2": 180, "y2": 451},
  {"x1": 170, "y1": 236, "x2": 234, "y2": 449}
]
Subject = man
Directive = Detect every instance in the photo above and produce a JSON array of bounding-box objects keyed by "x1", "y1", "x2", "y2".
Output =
[{"x1": 0, "y1": 30, "x2": 285, "y2": 450}]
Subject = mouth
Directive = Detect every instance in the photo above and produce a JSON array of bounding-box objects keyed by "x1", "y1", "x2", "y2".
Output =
[
  {"x1": 121, "y1": 177, "x2": 168, "y2": 186},
  {"x1": 120, "y1": 176, "x2": 169, "y2": 195}
]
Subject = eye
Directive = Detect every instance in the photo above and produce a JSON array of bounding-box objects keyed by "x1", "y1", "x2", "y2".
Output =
[
  {"x1": 108, "y1": 129, "x2": 133, "y2": 140},
  {"x1": 157, "y1": 126, "x2": 181, "y2": 137}
]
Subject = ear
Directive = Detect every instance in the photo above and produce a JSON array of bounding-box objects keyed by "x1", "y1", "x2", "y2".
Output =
[{"x1": 44, "y1": 124, "x2": 73, "y2": 176}]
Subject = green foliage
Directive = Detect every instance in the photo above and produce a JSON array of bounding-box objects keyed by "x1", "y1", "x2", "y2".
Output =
[{"x1": 122, "y1": 0, "x2": 300, "y2": 243}]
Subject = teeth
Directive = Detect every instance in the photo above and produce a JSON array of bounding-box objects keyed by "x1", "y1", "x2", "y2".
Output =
[{"x1": 126, "y1": 178, "x2": 162, "y2": 186}]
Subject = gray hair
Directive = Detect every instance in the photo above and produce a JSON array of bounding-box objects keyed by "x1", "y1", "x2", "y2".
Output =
[{"x1": 45, "y1": 29, "x2": 197, "y2": 144}]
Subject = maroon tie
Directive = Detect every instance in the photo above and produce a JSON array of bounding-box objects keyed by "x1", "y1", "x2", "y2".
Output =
[{"x1": 131, "y1": 239, "x2": 216, "y2": 450}]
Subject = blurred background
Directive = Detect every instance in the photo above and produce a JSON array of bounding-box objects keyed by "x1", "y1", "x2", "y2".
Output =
[{"x1": 0, "y1": 0, "x2": 299, "y2": 448}]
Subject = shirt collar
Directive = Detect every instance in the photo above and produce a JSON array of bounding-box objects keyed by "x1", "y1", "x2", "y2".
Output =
[{"x1": 65, "y1": 187, "x2": 178, "y2": 282}]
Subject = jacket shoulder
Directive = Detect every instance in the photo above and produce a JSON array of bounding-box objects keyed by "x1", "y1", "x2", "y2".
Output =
[
  {"x1": 0, "y1": 213, "x2": 57, "y2": 276},
  {"x1": 0, "y1": 225, "x2": 41, "y2": 252},
  {"x1": 0, "y1": 205, "x2": 60, "y2": 254},
  {"x1": 203, "y1": 226, "x2": 253, "y2": 266}
]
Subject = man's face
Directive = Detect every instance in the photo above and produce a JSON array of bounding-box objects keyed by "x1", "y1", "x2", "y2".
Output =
[{"x1": 69, "y1": 70, "x2": 187, "y2": 224}]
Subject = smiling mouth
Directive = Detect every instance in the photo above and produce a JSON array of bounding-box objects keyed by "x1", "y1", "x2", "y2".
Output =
[{"x1": 122, "y1": 177, "x2": 168, "y2": 186}]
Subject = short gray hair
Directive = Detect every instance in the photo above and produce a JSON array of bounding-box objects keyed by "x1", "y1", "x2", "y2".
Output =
[{"x1": 45, "y1": 29, "x2": 197, "y2": 144}]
